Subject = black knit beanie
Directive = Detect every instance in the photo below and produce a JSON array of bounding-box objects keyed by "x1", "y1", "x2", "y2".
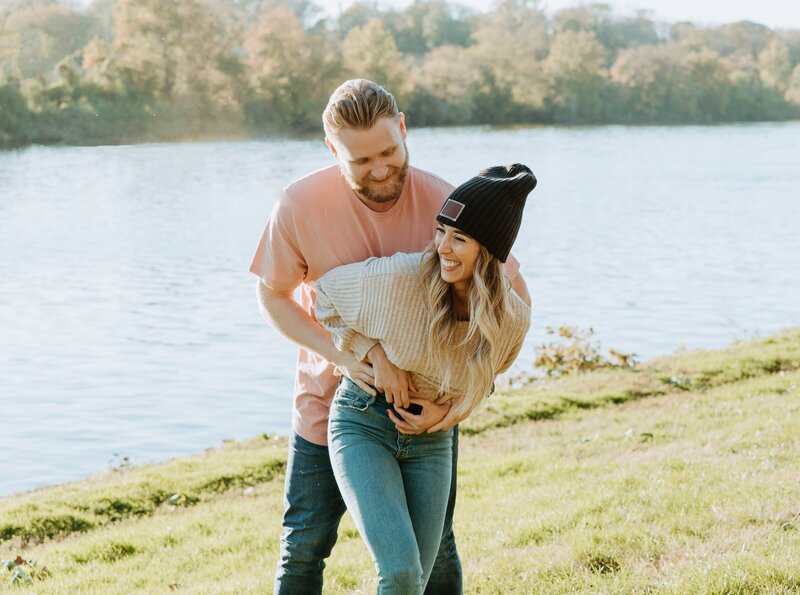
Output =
[{"x1": 436, "y1": 163, "x2": 536, "y2": 262}]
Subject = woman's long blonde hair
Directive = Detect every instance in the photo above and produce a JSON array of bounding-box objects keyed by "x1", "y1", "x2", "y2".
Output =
[{"x1": 419, "y1": 240, "x2": 509, "y2": 418}]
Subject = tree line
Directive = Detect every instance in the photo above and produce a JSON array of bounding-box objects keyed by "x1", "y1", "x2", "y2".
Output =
[{"x1": 2, "y1": 0, "x2": 800, "y2": 148}]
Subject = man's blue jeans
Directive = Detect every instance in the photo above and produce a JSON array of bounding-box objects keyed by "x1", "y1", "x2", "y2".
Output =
[
  {"x1": 274, "y1": 382, "x2": 462, "y2": 594},
  {"x1": 328, "y1": 380, "x2": 453, "y2": 594}
]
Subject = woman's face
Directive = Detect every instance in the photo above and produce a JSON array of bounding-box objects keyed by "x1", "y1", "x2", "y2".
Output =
[{"x1": 434, "y1": 223, "x2": 481, "y2": 290}]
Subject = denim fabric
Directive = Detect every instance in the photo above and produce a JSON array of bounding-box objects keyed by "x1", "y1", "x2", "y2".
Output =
[
  {"x1": 328, "y1": 378, "x2": 454, "y2": 594},
  {"x1": 274, "y1": 431, "x2": 347, "y2": 595},
  {"x1": 424, "y1": 427, "x2": 463, "y2": 595}
]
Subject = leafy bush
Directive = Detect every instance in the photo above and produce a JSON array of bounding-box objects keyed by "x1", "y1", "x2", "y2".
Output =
[
  {"x1": 534, "y1": 325, "x2": 638, "y2": 378},
  {"x1": 1, "y1": 557, "x2": 50, "y2": 586}
]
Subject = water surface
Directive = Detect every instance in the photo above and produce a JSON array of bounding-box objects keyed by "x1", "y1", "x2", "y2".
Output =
[{"x1": 1, "y1": 123, "x2": 798, "y2": 497}]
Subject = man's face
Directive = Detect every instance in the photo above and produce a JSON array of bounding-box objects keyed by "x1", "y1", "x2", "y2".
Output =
[{"x1": 326, "y1": 114, "x2": 409, "y2": 206}]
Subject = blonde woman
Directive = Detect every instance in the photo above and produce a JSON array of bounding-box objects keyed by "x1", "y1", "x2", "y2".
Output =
[{"x1": 314, "y1": 164, "x2": 536, "y2": 593}]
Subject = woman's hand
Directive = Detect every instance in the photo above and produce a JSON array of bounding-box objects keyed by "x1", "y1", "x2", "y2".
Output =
[
  {"x1": 367, "y1": 344, "x2": 416, "y2": 408},
  {"x1": 387, "y1": 397, "x2": 449, "y2": 435}
]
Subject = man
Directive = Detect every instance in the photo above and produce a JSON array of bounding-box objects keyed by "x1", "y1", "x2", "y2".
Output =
[{"x1": 250, "y1": 79, "x2": 529, "y2": 593}]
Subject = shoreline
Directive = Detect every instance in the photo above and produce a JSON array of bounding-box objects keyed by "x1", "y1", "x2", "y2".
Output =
[{"x1": 3, "y1": 119, "x2": 800, "y2": 153}]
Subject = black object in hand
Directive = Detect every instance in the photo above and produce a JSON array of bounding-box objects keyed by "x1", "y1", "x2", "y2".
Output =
[{"x1": 393, "y1": 402, "x2": 423, "y2": 416}]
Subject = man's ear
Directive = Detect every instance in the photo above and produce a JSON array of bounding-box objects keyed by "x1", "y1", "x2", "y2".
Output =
[
  {"x1": 325, "y1": 136, "x2": 337, "y2": 158},
  {"x1": 398, "y1": 113, "x2": 407, "y2": 140}
]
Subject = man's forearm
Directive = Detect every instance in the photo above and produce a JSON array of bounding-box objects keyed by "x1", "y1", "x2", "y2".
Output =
[{"x1": 256, "y1": 280, "x2": 341, "y2": 364}]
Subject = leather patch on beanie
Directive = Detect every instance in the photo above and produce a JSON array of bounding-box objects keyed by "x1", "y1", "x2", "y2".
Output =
[{"x1": 439, "y1": 199, "x2": 465, "y2": 221}]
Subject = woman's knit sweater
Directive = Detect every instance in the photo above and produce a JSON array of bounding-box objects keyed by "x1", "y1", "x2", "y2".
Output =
[{"x1": 313, "y1": 252, "x2": 530, "y2": 404}]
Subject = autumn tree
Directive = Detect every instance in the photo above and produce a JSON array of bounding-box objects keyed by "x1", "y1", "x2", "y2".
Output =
[
  {"x1": 553, "y1": 5, "x2": 659, "y2": 64},
  {"x1": 338, "y1": 1, "x2": 380, "y2": 38},
  {"x1": 341, "y1": 18, "x2": 406, "y2": 100},
  {"x1": 0, "y1": 4, "x2": 94, "y2": 80},
  {"x1": 389, "y1": 0, "x2": 471, "y2": 55},
  {"x1": 469, "y1": 0, "x2": 549, "y2": 117},
  {"x1": 679, "y1": 48, "x2": 734, "y2": 120},
  {"x1": 758, "y1": 37, "x2": 792, "y2": 92},
  {"x1": 543, "y1": 30, "x2": 609, "y2": 122},
  {"x1": 407, "y1": 44, "x2": 479, "y2": 124},
  {"x1": 84, "y1": 0, "x2": 243, "y2": 122},
  {"x1": 244, "y1": 6, "x2": 339, "y2": 130},
  {"x1": 610, "y1": 43, "x2": 685, "y2": 120}
]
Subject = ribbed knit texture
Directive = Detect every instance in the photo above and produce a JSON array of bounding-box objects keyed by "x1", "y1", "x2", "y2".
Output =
[
  {"x1": 314, "y1": 252, "x2": 531, "y2": 403},
  {"x1": 436, "y1": 163, "x2": 536, "y2": 263}
]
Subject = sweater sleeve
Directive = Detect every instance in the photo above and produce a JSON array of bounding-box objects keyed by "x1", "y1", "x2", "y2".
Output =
[
  {"x1": 314, "y1": 262, "x2": 378, "y2": 362},
  {"x1": 496, "y1": 294, "x2": 532, "y2": 375},
  {"x1": 497, "y1": 335, "x2": 524, "y2": 375}
]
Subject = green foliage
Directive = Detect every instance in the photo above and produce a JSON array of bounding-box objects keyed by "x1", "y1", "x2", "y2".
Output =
[
  {"x1": 341, "y1": 18, "x2": 406, "y2": 100},
  {"x1": 786, "y1": 65, "x2": 800, "y2": 105},
  {"x1": 70, "y1": 541, "x2": 138, "y2": 565},
  {"x1": 543, "y1": 30, "x2": 609, "y2": 122},
  {"x1": 759, "y1": 37, "x2": 793, "y2": 92},
  {"x1": 244, "y1": 6, "x2": 340, "y2": 130},
  {"x1": 0, "y1": 4, "x2": 95, "y2": 80},
  {"x1": 1, "y1": 556, "x2": 50, "y2": 586},
  {"x1": 534, "y1": 325, "x2": 638, "y2": 378},
  {"x1": 0, "y1": 82, "x2": 33, "y2": 146},
  {"x1": 1, "y1": 0, "x2": 800, "y2": 147}
]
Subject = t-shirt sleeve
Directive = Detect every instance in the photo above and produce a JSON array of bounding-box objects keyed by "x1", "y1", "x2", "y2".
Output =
[
  {"x1": 249, "y1": 195, "x2": 307, "y2": 292},
  {"x1": 503, "y1": 253, "x2": 521, "y2": 285},
  {"x1": 314, "y1": 263, "x2": 379, "y2": 362}
]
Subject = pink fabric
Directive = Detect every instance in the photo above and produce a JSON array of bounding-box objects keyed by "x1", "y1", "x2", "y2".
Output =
[{"x1": 250, "y1": 165, "x2": 454, "y2": 445}]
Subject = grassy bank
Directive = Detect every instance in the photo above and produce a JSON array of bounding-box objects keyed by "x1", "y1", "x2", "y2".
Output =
[{"x1": 2, "y1": 330, "x2": 799, "y2": 593}]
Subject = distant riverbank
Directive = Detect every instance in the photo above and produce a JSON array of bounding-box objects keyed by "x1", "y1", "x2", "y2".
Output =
[{"x1": 2, "y1": 330, "x2": 799, "y2": 591}]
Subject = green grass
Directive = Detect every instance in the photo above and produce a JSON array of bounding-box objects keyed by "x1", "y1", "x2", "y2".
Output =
[{"x1": 2, "y1": 329, "x2": 800, "y2": 593}]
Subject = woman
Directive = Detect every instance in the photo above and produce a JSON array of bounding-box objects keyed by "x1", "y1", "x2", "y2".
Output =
[{"x1": 314, "y1": 164, "x2": 536, "y2": 593}]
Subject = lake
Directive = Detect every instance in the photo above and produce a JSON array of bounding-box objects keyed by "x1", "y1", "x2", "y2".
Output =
[{"x1": 1, "y1": 123, "x2": 799, "y2": 497}]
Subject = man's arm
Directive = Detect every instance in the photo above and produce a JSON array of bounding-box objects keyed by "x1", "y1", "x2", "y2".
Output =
[
  {"x1": 256, "y1": 280, "x2": 376, "y2": 394},
  {"x1": 511, "y1": 273, "x2": 531, "y2": 307}
]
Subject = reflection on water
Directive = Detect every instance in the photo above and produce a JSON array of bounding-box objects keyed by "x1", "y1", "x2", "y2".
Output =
[{"x1": 1, "y1": 123, "x2": 799, "y2": 497}]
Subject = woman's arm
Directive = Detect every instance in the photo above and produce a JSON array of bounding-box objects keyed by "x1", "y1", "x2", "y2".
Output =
[
  {"x1": 313, "y1": 262, "x2": 379, "y2": 362},
  {"x1": 315, "y1": 257, "x2": 419, "y2": 407}
]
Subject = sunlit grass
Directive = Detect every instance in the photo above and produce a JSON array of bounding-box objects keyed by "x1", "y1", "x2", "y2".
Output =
[{"x1": 2, "y1": 330, "x2": 799, "y2": 592}]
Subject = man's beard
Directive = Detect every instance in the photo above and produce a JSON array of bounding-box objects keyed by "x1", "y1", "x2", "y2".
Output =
[{"x1": 343, "y1": 143, "x2": 410, "y2": 204}]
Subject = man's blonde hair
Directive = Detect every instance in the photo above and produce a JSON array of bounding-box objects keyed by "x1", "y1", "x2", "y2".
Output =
[{"x1": 322, "y1": 79, "x2": 399, "y2": 136}]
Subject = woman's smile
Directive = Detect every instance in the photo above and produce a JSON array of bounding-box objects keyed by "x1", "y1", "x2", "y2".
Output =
[
  {"x1": 435, "y1": 224, "x2": 481, "y2": 290},
  {"x1": 440, "y1": 257, "x2": 461, "y2": 272}
]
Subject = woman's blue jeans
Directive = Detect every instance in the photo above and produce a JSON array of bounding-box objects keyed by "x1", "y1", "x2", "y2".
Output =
[{"x1": 328, "y1": 378, "x2": 453, "y2": 594}]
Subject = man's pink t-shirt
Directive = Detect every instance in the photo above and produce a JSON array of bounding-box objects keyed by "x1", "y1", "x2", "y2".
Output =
[
  {"x1": 249, "y1": 164, "x2": 520, "y2": 446},
  {"x1": 250, "y1": 165, "x2": 451, "y2": 445}
]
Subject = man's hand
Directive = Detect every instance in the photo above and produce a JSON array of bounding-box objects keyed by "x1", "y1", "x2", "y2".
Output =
[
  {"x1": 387, "y1": 397, "x2": 449, "y2": 435},
  {"x1": 426, "y1": 396, "x2": 471, "y2": 433},
  {"x1": 333, "y1": 349, "x2": 376, "y2": 396},
  {"x1": 367, "y1": 344, "x2": 416, "y2": 408}
]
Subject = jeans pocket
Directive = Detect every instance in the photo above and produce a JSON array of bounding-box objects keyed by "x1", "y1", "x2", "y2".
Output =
[{"x1": 333, "y1": 381, "x2": 376, "y2": 412}]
